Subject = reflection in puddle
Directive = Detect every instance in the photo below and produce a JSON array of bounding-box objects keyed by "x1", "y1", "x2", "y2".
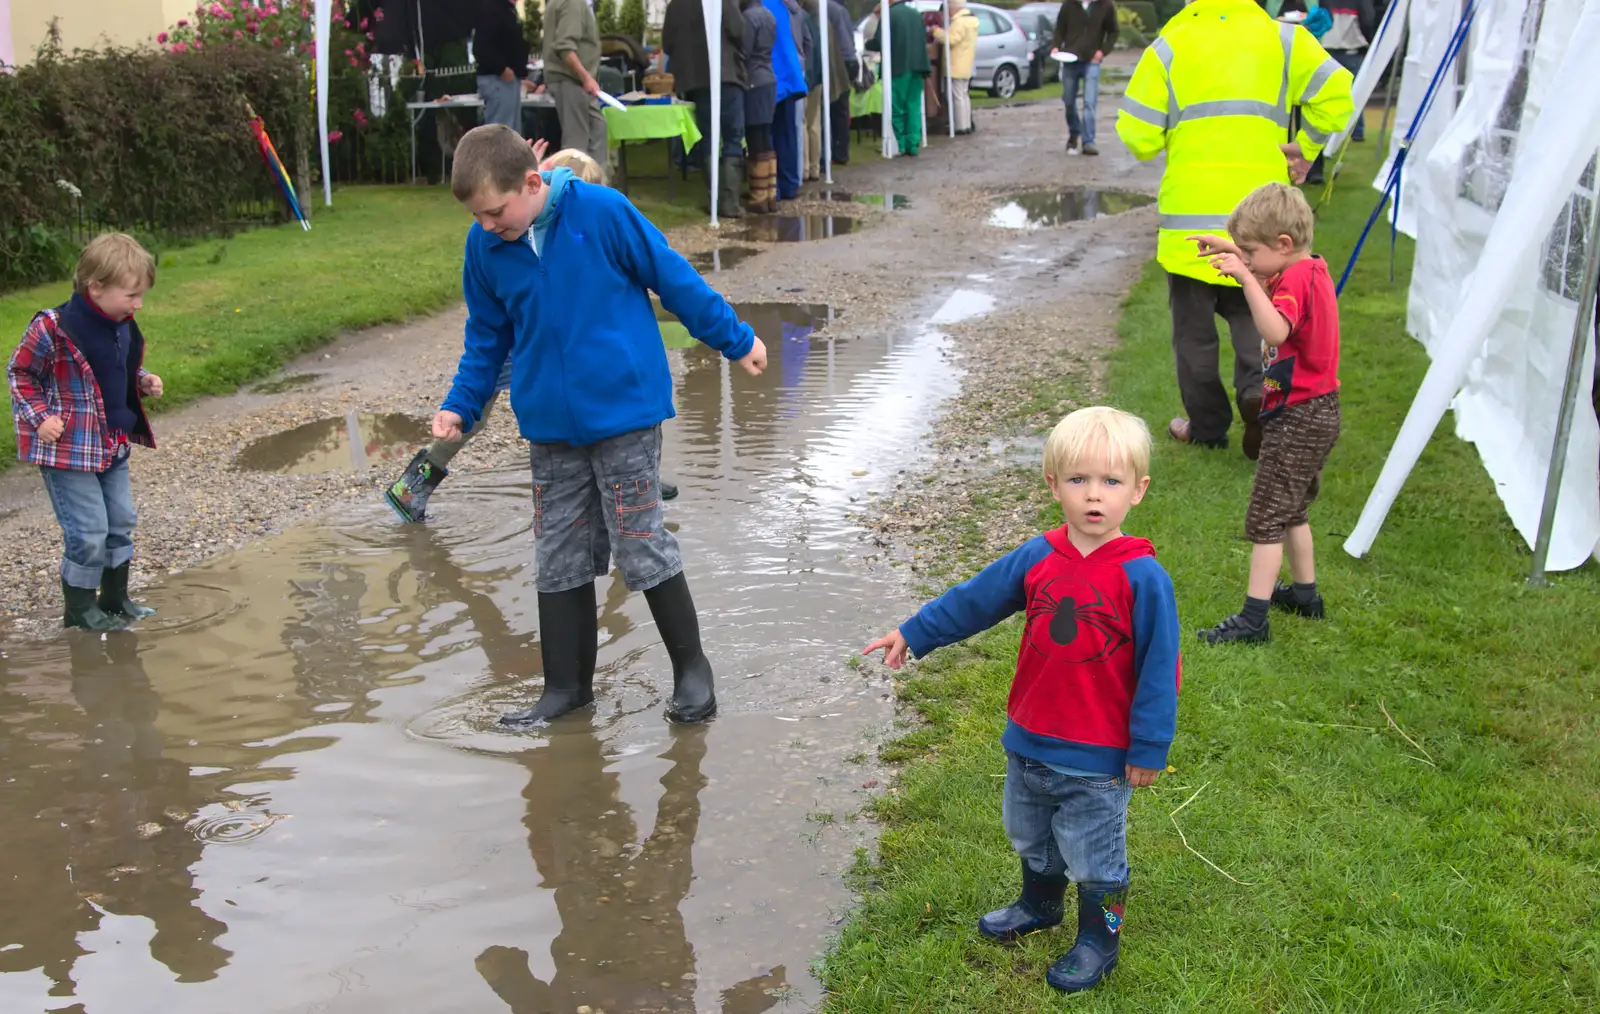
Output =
[
  {"x1": 234, "y1": 412, "x2": 430, "y2": 475},
  {"x1": 657, "y1": 301, "x2": 835, "y2": 350},
  {"x1": 250, "y1": 373, "x2": 322, "y2": 395},
  {"x1": 0, "y1": 284, "x2": 981, "y2": 1010},
  {"x1": 815, "y1": 189, "x2": 912, "y2": 211},
  {"x1": 739, "y1": 215, "x2": 859, "y2": 243},
  {"x1": 988, "y1": 188, "x2": 1156, "y2": 229},
  {"x1": 687, "y1": 246, "x2": 762, "y2": 273}
]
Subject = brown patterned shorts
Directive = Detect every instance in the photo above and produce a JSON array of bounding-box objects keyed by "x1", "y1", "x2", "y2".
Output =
[{"x1": 1245, "y1": 392, "x2": 1341, "y2": 543}]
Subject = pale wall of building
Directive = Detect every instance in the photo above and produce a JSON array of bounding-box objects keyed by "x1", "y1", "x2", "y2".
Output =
[{"x1": 8, "y1": 0, "x2": 192, "y2": 62}]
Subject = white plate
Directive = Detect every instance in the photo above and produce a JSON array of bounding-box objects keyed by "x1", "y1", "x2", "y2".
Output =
[
  {"x1": 1051, "y1": 51, "x2": 1080, "y2": 63},
  {"x1": 597, "y1": 90, "x2": 629, "y2": 112}
]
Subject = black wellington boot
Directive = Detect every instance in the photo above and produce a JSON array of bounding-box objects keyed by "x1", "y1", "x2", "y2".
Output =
[
  {"x1": 1045, "y1": 881, "x2": 1127, "y2": 993},
  {"x1": 499, "y1": 582, "x2": 599, "y2": 729},
  {"x1": 63, "y1": 580, "x2": 127, "y2": 631},
  {"x1": 98, "y1": 563, "x2": 156, "y2": 619},
  {"x1": 977, "y1": 859, "x2": 1069, "y2": 942},
  {"x1": 643, "y1": 572, "x2": 717, "y2": 723},
  {"x1": 385, "y1": 449, "x2": 448, "y2": 523}
]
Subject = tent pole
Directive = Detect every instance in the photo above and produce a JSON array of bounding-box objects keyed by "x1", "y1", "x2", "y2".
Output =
[
  {"x1": 1378, "y1": 20, "x2": 1405, "y2": 154},
  {"x1": 706, "y1": 0, "x2": 722, "y2": 227},
  {"x1": 1528, "y1": 184, "x2": 1600, "y2": 586},
  {"x1": 821, "y1": 0, "x2": 834, "y2": 183},
  {"x1": 881, "y1": 0, "x2": 893, "y2": 158}
]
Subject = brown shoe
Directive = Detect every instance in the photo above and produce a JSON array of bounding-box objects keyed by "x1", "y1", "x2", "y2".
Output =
[
  {"x1": 1239, "y1": 395, "x2": 1263, "y2": 461},
  {"x1": 1168, "y1": 417, "x2": 1227, "y2": 450}
]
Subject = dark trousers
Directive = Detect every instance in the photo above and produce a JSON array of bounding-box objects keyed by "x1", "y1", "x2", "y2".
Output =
[
  {"x1": 830, "y1": 94, "x2": 851, "y2": 164},
  {"x1": 773, "y1": 94, "x2": 802, "y2": 199},
  {"x1": 1167, "y1": 272, "x2": 1264, "y2": 445},
  {"x1": 688, "y1": 85, "x2": 747, "y2": 163}
]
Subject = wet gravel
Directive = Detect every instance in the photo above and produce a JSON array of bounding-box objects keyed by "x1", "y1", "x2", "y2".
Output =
[{"x1": 0, "y1": 52, "x2": 1161, "y2": 622}]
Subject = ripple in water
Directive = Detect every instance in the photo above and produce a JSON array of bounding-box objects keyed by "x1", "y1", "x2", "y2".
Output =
[{"x1": 188, "y1": 809, "x2": 286, "y2": 844}]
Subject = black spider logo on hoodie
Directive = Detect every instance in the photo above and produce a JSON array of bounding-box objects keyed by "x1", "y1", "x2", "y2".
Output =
[{"x1": 1024, "y1": 576, "x2": 1131, "y2": 664}]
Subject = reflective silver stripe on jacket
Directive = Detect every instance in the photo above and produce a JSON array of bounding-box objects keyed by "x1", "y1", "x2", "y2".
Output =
[
  {"x1": 1146, "y1": 26, "x2": 1297, "y2": 132},
  {"x1": 1300, "y1": 56, "x2": 1343, "y2": 103},
  {"x1": 1158, "y1": 213, "x2": 1231, "y2": 230},
  {"x1": 1120, "y1": 96, "x2": 1168, "y2": 127}
]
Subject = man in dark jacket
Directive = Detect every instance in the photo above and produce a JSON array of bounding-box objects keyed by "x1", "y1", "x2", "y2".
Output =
[
  {"x1": 867, "y1": 0, "x2": 931, "y2": 157},
  {"x1": 1050, "y1": 0, "x2": 1119, "y2": 155},
  {"x1": 827, "y1": 0, "x2": 859, "y2": 165},
  {"x1": 662, "y1": 0, "x2": 749, "y2": 215},
  {"x1": 475, "y1": 0, "x2": 531, "y2": 134}
]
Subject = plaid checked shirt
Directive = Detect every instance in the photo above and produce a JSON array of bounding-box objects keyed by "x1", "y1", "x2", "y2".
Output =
[{"x1": 9, "y1": 308, "x2": 156, "y2": 473}]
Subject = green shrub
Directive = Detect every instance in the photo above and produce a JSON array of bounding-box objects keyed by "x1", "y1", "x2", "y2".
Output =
[{"x1": 620, "y1": 0, "x2": 647, "y2": 44}]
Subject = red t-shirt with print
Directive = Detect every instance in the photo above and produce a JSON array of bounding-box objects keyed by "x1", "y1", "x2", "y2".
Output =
[{"x1": 1259, "y1": 255, "x2": 1340, "y2": 417}]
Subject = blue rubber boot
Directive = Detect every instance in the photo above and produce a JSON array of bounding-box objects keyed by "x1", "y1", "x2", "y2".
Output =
[
  {"x1": 977, "y1": 859, "x2": 1068, "y2": 943},
  {"x1": 1045, "y1": 881, "x2": 1127, "y2": 993}
]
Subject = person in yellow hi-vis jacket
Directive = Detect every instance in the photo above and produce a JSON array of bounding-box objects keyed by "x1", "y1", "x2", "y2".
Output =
[{"x1": 1116, "y1": 0, "x2": 1352, "y2": 460}]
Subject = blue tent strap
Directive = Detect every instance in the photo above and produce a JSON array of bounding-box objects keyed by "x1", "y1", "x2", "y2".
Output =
[{"x1": 1336, "y1": 0, "x2": 1478, "y2": 296}]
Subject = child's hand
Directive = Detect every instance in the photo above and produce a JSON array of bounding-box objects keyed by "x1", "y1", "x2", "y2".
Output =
[
  {"x1": 36, "y1": 415, "x2": 64, "y2": 444},
  {"x1": 1125, "y1": 764, "x2": 1161, "y2": 788},
  {"x1": 432, "y1": 410, "x2": 465, "y2": 441},
  {"x1": 1207, "y1": 251, "x2": 1250, "y2": 282},
  {"x1": 1280, "y1": 141, "x2": 1311, "y2": 184},
  {"x1": 529, "y1": 137, "x2": 550, "y2": 166},
  {"x1": 862, "y1": 629, "x2": 909, "y2": 670},
  {"x1": 737, "y1": 336, "x2": 768, "y2": 377},
  {"x1": 139, "y1": 372, "x2": 163, "y2": 398},
  {"x1": 1187, "y1": 233, "x2": 1239, "y2": 258}
]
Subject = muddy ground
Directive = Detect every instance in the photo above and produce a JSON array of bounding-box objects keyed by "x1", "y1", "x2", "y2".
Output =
[{"x1": 0, "y1": 52, "x2": 1162, "y2": 1014}]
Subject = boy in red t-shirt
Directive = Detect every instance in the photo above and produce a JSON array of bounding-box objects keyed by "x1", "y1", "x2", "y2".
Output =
[{"x1": 1189, "y1": 182, "x2": 1341, "y2": 644}]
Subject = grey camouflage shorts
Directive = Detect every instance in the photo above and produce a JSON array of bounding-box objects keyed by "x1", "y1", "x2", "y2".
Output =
[{"x1": 529, "y1": 425, "x2": 682, "y2": 593}]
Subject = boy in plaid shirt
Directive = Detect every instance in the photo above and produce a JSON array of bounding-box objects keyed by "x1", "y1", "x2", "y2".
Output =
[{"x1": 9, "y1": 234, "x2": 165, "y2": 630}]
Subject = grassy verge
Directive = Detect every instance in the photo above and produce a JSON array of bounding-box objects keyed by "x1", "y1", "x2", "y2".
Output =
[
  {"x1": 819, "y1": 146, "x2": 1600, "y2": 1011},
  {"x1": 0, "y1": 164, "x2": 710, "y2": 470}
]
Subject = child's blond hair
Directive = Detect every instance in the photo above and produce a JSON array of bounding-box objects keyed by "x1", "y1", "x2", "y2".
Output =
[
  {"x1": 450, "y1": 124, "x2": 538, "y2": 201},
  {"x1": 1043, "y1": 406, "x2": 1152, "y2": 481},
  {"x1": 1226, "y1": 181, "x2": 1315, "y2": 251},
  {"x1": 542, "y1": 147, "x2": 606, "y2": 185},
  {"x1": 73, "y1": 233, "x2": 156, "y2": 294}
]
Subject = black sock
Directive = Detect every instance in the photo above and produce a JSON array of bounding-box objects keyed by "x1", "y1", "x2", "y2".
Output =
[
  {"x1": 1292, "y1": 581, "x2": 1319, "y2": 604},
  {"x1": 1241, "y1": 596, "x2": 1270, "y2": 626}
]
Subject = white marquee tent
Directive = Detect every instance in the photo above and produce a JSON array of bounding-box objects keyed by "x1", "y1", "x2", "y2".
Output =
[{"x1": 1331, "y1": 0, "x2": 1600, "y2": 574}]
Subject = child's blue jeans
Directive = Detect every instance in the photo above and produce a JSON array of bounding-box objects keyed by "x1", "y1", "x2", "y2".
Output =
[
  {"x1": 40, "y1": 455, "x2": 136, "y2": 589},
  {"x1": 1003, "y1": 749, "x2": 1132, "y2": 885}
]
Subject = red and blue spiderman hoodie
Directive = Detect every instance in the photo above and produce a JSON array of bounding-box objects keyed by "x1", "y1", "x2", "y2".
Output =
[{"x1": 899, "y1": 528, "x2": 1181, "y2": 775}]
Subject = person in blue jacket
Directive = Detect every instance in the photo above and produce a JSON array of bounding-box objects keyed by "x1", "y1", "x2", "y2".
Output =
[
  {"x1": 432, "y1": 124, "x2": 769, "y2": 729},
  {"x1": 762, "y1": 0, "x2": 809, "y2": 200}
]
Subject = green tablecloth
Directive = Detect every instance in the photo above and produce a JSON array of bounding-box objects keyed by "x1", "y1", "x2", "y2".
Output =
[
  {"x1": 604, "y1": 102, "x2": 701, "y2": 151},
  {"x1": 849, "y1": 81, "x2": 883, "y2": 118}
]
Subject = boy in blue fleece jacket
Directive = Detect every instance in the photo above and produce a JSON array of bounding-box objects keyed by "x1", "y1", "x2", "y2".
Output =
[
  {"x1": 432, "y1": 124, "x2": 769, "y2": 729},
  {"x1": 864, "y1": 406, "x2": 1180, "y2": 994}
]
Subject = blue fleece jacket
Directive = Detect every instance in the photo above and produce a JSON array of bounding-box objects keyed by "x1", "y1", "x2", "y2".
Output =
[{"x1": 440, "y1": 172, "x2": 757, "y2": 445}]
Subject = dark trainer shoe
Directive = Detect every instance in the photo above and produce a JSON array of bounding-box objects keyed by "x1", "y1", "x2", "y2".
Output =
[
  {"x1": 1270, "y1": 581, "x2": 1325, "y2": 619},
  {"x1": 1197, "y1": 613, "x2": 1271, "y2": 645}
]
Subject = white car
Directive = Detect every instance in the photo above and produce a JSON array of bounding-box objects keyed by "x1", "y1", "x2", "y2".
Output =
[{"x1": 855, "y1": 1, "x2": 1034, "y2": 99}]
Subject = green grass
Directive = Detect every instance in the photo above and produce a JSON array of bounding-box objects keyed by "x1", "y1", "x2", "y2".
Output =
[
  {"x1": 819, "y1": 145, "x2": 1600, "y2": 1011},
  {"x1": 0, "y1": 168, "x2": 715, "y2": 470}
]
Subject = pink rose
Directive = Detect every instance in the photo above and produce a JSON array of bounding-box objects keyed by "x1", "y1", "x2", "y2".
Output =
[
  {"x1": 328, "y1": 130, "x2": 343, "y2": 142},
  {"x1": 234, "y1": 29, "x2": 244, "y2": 39},
  {"x1": 173, "y1": 41, "x2": 189, "y2": 52},
  {"x1": 157, "y1": 31, "x2": 169, "y2": 42},
  {"x1": 177, "y1": 17, "x2": 189, "y2": 26},
  {"x1": 347, "y1": 55, "x2": 358, "y2": 66},
  {"x1": 373, "y1": 8, "x2": 383, "y2": 21},
  {"x1": 360, "y1": 17, "x2": 368, "y2": 29},
  {"x1": 272, "y1": 37, "x2": 281, "y2": 46},
  {"x1": 366, "y1": 31, "x2": 374, "y2": 40}
]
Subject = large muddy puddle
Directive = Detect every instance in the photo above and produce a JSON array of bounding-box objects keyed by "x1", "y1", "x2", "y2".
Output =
[{"x1": 0, "y1": 286, "x2": 998, "y2": 1012}]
